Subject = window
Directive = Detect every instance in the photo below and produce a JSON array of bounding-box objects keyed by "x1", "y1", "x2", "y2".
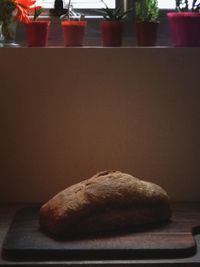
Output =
[
  {"x1": 18, "y1": 0, "x2": 176, "y2": 46},
  {"x1": 159, "y1": 0, "x2": 200, "y2": 9},
  {"x1": 36, "y1": 0, "x2": 116, "y2": 9},
  {"x1": 158, "y1": 0, "x2": 175, "y2": 9},
  {"x1": 36, "y1": 0, "x2": 177, "y2": 12}
]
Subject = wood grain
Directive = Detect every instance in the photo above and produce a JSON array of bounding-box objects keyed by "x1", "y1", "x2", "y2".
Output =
[{"x1": 2, "y1": 205, "x2": 200, "y2": 261}]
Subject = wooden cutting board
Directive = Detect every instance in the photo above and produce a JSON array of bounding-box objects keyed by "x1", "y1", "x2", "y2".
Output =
[{"x1": 2, "y1": 206, "x2": 200, "y2": 261}]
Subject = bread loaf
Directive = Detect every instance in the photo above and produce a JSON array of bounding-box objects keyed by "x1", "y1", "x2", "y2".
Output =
[{"x1": 39, "y1": 171, "x2": 171, "y2": 236}]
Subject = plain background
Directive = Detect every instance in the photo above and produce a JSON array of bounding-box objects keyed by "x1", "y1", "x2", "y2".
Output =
[{"x1": 0, "y1": 48, "x2": 200, "y2": 203}]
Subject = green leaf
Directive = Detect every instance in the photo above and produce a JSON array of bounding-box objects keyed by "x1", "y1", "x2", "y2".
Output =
[
  {"x1": 0, "y1": 0, "x2": 15, "y2": 22},
  {"x1": 135, "y1": 0, "x2": 159, "y2": 22},
  {"x1": 33, "y1": 7, "x2": 43, "y2": 21},
  {"x1": 98, "y1": 0, "x2": 133, "y2": 21},
  {"x1": 117, "y1": 8, "x2": 133, "y2": 20},
  {"x1": 113, "y1": 6, "x2": 122, "y2": 17}
]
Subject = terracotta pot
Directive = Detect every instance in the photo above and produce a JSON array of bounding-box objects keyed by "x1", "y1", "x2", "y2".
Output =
[
  {"x1": 167, "y1": 12, "x2": 200, "y2": 47},
  {"x1": 100, "y1": 21, "x2": 123, "y2": 47},
  {"x1": 61, "y1": 21, "x2": 87, "y2": 47},
  {"x1": 25, "y1": 21, "x2": 51, "y2": 47},
  {"x1": 136, "y1": 22, "x2": 159, "y2": 46}
]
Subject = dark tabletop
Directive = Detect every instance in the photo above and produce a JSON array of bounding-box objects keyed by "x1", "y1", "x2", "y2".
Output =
[{"x1": 0, "y1": 203, "x2": 200, "y2": 266}]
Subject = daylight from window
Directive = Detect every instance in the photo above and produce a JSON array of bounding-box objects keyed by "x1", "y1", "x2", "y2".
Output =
[
  {"x1": 158, "y1": 0, "x2": 175, "y2": 9},
  {"x1": 37, "y1": 0, "x2": 115, "y2": 8},
  {"x1": 36, "y1": 0, "x2": 176, "y2": 9}
]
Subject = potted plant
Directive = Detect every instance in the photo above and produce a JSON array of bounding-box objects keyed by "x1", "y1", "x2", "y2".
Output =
[
  {"x1": 167, "y1": 0, "x2": 200, "y2": 46},
  {"x1": 135, "y1": 0, "x2": 159, "y2": 46},
  {"x1": 0, "y1": 0, "x2": 36, "y2": 47},
  {"x1": 61, "y1": 0, "x2": 87, "y2": 46},
  {"x1": 25, "y1": 7, "x2": 51, "y2": 47},
  {"x1": 99, "y1": 0, "x2": 133, "y2": 47}
]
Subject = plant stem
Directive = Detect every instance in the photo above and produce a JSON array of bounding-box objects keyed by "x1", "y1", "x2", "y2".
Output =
[{"x1": 68, "y1": 0, "x2": 71, "y2": 20}]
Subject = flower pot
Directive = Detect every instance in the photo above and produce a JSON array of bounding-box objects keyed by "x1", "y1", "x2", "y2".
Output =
[
  {"x1": 25, "y1": 21, "x2": 51, "y2": 47},
  {"x1": 100, "y1": 21, "x2": 123, "y2": 47},
  {"x1": 167, "y1": 12, "x2": 200, "y2": 47},
  {"x1": 135, "y1": 22, "x2": 159, "y2": 46},
  {"x1": 61, "y1": 21, "x2": 87, "y2": 47}
]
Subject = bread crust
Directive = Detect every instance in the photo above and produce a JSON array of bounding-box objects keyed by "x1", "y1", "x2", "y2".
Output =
[{"x1": 39, "y1": 171, "x2": 171, "y2": 236}]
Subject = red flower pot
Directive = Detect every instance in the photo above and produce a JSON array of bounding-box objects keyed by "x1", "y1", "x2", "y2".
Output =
[
  {"x1": 25, "y1": 21, "x2": 51, "y2": 47},
  {"x1": 61, "y1": 21, "x2": 87, "y2": 47},
  {"x1": 136, "y1": 22, "x2": 159, "y2": 46},
  {"x1": 100, "y1": 21, "x2": 123, "y2": 47},
  {"x1": 167, "y1": 12, "x2": 200, "y2": 47}
]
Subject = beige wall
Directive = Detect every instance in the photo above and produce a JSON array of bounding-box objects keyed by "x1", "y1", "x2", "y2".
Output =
[{"x1": 0, "y1": 48, "x2": 200, "y2": 203}]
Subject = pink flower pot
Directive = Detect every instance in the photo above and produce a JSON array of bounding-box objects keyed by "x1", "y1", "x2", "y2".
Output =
[
  {"x1": 61, "y1": 21, "x2": 87, "y2": 47},
  {"x1": 167, "y1": 12, "x2": 200, "y2": 47},
  {"x1": 100, "y1": 21, "x2": 123, "y2": 47},
  {"x1": 136, "y1": 22, "x2": 159, "y2": 46},
  {"x1": 25, "y1": 21, "x2": 51, "y2": 47}
]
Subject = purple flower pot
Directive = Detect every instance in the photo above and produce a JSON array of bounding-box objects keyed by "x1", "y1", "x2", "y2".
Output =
[{"x1": 167, "y1": 12, "x2": 200, "y2": 47}]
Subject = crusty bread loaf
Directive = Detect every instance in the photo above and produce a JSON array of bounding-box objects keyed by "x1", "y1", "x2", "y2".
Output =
[{"x1": 39, "y1": 171, "x2": 172, "y2": 236}]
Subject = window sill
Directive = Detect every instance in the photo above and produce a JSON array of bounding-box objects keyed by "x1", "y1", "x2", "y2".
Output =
[{"x1": 2, "y1": 46, "x2": 200, "y2": 48}]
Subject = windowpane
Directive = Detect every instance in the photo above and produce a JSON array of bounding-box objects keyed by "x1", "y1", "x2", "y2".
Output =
[
  {"x1": 158, "y1": 0, "x2": 175, "y2": 9},
  {"x1": 36, "y1": 0, "x2": 116, "y2": 9},
  {"x1": 160, "y1": 0, "x2": 198, "y2": 9},
  {"x1": 36, "y1": 0, "x2": 179, "y2": 11}
]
